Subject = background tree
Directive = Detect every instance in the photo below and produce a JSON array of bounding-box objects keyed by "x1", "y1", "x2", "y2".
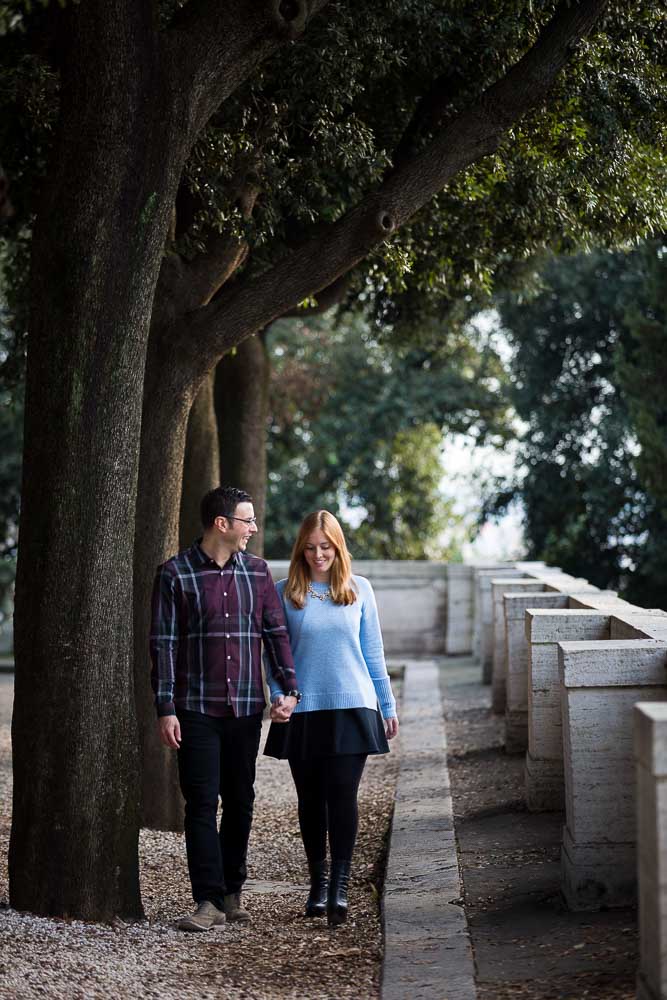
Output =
[
  {"x1": 264, "y1": 311, "x2": 510, "y2": 558},
  {"x1": 487, "y1": 240, "x2": 667, "y2": 608}
]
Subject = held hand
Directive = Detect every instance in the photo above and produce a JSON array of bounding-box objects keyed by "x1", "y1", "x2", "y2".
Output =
[
  {"x1": 270, "y1": 695, "x2": 297, "y2": 723},
  {"x1": 385, "y1": 716, "x2": 399, "y2": 740},
  {"x1": 270, "y1": 697, "x2": 287, "y2": 723},
  {"x1": 158, "y1": 715, "x2": 181, "y2": 749}
]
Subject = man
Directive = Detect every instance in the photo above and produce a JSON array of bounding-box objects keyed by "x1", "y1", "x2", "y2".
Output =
[{"x1": 150, "y1": 485, "x2": 300, "y2": 932}]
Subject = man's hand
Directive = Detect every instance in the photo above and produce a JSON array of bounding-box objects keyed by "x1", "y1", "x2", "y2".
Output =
[
  {"x1": 270, "y1": 695, "x2": 298, "y2": 723},
  {"x1": 158, "y1": 715, "x2": 181, "y2": 749},
  {"x1": 385, "y1": 717, "x2": 399, "y2": 740}
]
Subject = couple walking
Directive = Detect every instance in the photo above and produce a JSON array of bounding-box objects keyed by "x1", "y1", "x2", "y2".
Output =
[{"x1": 149, "y1": 485, "x2": 399, "y2": 931}]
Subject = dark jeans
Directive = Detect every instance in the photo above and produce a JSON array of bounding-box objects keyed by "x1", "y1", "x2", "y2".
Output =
[
  {"x1": 177, "y1": 708, "x2": 262, "y2": 908},
  {"x1": 288, "y1": 754, "x2": 367, "y2": 865}
]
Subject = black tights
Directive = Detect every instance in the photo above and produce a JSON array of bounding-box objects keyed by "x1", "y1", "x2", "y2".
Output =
[{"x1": 288, "y1": 754, "x2": 367, "y2": 864}]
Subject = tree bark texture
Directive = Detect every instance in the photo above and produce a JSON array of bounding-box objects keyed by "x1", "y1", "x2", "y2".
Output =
[
  {"x1": 179, "y1": 370, "x2": 221, "y2": 551},
  {"x1": 9, "y1": 3, "x2": 187, "y2": 920},
  {"x1": 215, "y1": 332, "x2": 270, "y2": 556},
  {"x1": 133, "y1": 334, "x2": 196, "y2": 831},
  {"x1": 8, "y1": 0, "x2": 327, "y2": 909}
]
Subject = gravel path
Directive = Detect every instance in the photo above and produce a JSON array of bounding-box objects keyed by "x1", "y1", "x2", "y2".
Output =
[{"x1": 0, "y1": 675, "x2": 399, "y2": 1000}]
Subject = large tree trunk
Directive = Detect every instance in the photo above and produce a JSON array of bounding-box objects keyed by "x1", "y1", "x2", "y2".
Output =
[
  {"x1": 133, "y1": 332, "x2": 271, "y2": 831},
  {"x1": 133, "y1": 335, "x2": 197, "y2": 831},
  {"x1": 215, "y1": 332, "x2": 270, "y2": 555},
  {"x1": 9, "y1": 5, "x2": 185, "y2": 920},
  {"x1": 179, "y1": 370, "x2": 220, "y2": 550}
]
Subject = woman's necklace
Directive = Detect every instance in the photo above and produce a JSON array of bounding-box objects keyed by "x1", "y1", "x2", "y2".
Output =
[{"x1": 307, "y1": 582, "x2": 331, "y2": 602}]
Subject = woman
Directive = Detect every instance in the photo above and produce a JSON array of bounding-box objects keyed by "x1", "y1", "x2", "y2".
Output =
[{"x1": 264, "y1": 510, "x2": 399, "y2": 927}]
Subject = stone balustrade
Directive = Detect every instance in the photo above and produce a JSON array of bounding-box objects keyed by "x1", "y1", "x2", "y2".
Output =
[
  {"x1": 489, "y1": 572, "x2": 596, "y2": 716},
  {"x1": 635, "y1": 703, "x2": 667, "y2": 1000},
  {"x1": 503, "y1": 591, "x2": 569, "y2": 752},
  {"x1": 559, "y1": 638, "x2": 667, "y2": 910},
  {"x1": 525, "y1": 608, "x2": 613, "y2": 811},
  {"x1": 445, "y1": 563, "x2": 476, "y2": 656},
  {"x1": 269, "y1": 559, "x2": 447, "y2": 655}
]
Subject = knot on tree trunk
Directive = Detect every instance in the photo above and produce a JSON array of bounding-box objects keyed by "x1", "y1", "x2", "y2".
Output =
[
  {"x1": 372, "y1": 209, "x2": 396, "y2": 238},
  {"x1": 270, "y1": 0, "x2": 308, "y2": 39}
]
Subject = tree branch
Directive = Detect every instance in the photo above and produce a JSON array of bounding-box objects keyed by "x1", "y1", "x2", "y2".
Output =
[
  {"x1": 168, "y1": 0, "x2": 331, "y2": 140},
  {"x1": 180, "y1": 0, "x2": 608, "y2": 378},
  {"x1": 280, "y1": 274, "x2": 352, "y2": 318}
]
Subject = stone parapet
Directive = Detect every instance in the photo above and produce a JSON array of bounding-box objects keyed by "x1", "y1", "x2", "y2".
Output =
[
  {"x1": 490, "y1": 578, "x2": 543, "y2": 714},
  {"x1": 635, "y1": 702, "x2": 667, "y2": 1000},
  {"x1": 559, "y1": 640, "x2": 667, "y2": 910},
  {"x1": 269, "y1": 559, "x2": 447, "y2": 655},
  {"x1": 474, "y1": 567, "x2": 529, "y2": 684},
  {"x1": 503, "y1": 592, "x2": 568, "y2": 753},
  {"x1": 525, "y1": 609, "x2": 611, "y2": 812},
  {"x1": 446, "y1": 564, "x2": 475, "y2": 656}
]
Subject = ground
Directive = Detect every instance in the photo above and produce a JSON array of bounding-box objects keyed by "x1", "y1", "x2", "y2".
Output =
[
  {"x1": 441, "y1": 657, "x2": 637, "y2": 1000},
  {"x1": 0, "y1": 674, "x2": 399, "y2": 1000}
]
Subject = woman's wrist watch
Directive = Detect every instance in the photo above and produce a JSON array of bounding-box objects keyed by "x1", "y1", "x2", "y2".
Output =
[{"x1": 286, "y1": 689, "x2": 302, "y2": 703}]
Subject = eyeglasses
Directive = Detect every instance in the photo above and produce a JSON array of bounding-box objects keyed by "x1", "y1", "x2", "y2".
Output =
[{"x1": 225, "y1": 515, "x2": 259, "y2": 527}]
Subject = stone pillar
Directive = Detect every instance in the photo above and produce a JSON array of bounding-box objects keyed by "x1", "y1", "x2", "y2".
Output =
[
  {"x1": 635, "y1": 703, "x2": 667, "y2": 1000},
  {"x1": 445, "y1": 564, "x2": 474, "y2": 655},
  {"x1": 503, "y1": 592, "x2": 568, "y2": 753},
  {"x1": 525, "y1": 609, "x2": 611, "y2": 812},
  {"x1": 559, "y1": 639, "x2": 667, "y2": 910},
  {"x1": 491, "y1": 579, "x2": 548, "y2": 715},
  {"x1": 476, "y1": 568, "x2": 526, "y2": 684},
  {"x1": 472, "y1": 565, "x2": 510, "y2": 670}
]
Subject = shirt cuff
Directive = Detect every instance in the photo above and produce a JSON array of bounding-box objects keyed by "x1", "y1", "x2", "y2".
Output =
[{"x1": 156, "y1": 700, "x2": 176, "y2": 718}]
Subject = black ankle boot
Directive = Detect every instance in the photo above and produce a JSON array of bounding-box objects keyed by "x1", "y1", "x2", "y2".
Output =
[
  {"x1": 327, "y1": 860, "x2": 351, "y2": 927},
  {"x1": 305, "y1": 860, "x2": 328, "y2": 918}
]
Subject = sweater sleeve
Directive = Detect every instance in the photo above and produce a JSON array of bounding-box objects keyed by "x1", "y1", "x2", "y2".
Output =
[{"x1": 358, "y1": 579, "x2": 397, "y2": 719}]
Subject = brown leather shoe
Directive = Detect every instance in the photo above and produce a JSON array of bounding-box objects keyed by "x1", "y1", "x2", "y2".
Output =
[
  {"x1": 178, "y1": 901, "x2": 226, "y2": 932},
  {"x1": 223, "y1": 891, "x2": 251, "y2": 922}
]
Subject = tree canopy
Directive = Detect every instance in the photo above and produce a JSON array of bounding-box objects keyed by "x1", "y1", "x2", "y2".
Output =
[
  {"x1": 488, "y1": 239, "x2": 667, "y2": 609},
  {"x1": 264, "y1": 310, "x2": 511, "y2": 558}
]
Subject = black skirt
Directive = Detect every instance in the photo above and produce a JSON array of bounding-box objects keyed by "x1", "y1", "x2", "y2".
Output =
[{"x1": 263, "y1": 706, "x2": 390, "y2": 760}]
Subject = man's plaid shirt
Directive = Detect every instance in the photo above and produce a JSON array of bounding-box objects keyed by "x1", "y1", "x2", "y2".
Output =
[{"x1": 150, "y1": 541, "x2": 296, "y2": 718}]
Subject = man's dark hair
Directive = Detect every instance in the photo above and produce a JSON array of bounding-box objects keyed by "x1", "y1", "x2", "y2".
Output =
[{"x1": 200, "y1": 486, "x2": 253, "y2": 529}]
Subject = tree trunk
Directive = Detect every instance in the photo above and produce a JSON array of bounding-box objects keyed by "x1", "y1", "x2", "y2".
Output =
[
  {"x1": 9, "y1": 6, "x2": 185, "y2": 920},
  {"x1": 215, "y1": 332, "x2": 270, "y2": 555},
  {"x1": 179, "y1": 370, "x2": 220, "y2": 550},
  {"x1": 133, "y1": 339, "x2": 195, "y2": 831}
]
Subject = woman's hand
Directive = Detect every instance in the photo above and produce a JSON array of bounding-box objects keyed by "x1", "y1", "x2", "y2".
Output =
[{"x1": 385, "y1": 717, "x2": 399, "y2": 740}]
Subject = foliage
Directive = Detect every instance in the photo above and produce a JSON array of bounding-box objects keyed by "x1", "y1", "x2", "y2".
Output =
[
  {"x1": 1, "y1": 0, "x2": 666, "y2": 574},
  {"x1": 264, "y1": 311, "x2": 510, "y2": 559},
  {"x1": 3, "y1": 1, "x2": 667, "y2": 322},
  {"x1": 487, "y1": 240, "x2": 667, "y2": 608}
]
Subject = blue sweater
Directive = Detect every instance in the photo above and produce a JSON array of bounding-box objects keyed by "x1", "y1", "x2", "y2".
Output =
[{"x1": 266, "y1": 575, "x2": 397, "y2": 719}]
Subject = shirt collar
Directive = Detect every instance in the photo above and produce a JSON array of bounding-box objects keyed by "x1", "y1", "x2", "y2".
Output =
[{"x1": 192, "y1": 539, "x2": 239, "y2": 570}]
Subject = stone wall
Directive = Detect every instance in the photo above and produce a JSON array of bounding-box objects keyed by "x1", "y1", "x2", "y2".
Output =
[{"x1": 268, "y1": 559, "x2": 448, "y2": 655}]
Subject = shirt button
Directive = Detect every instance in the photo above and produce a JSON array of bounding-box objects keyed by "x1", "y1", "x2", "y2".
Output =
[
  {"x1": 224, "y1": 592, "x2": 227, "y2": 596},
  {"x1": 225, "y1": 613, "x2": 229, "y2": 618},
  {"x1": 226, "y1": 634, "x2": 230, "y2": 639},
  {"x1": 227, "y1": 655, "x2": 231, "y2": 660}
]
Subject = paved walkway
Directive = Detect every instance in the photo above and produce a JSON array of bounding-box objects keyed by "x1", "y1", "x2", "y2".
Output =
[{"x1": 382, "y1": 659, "x2": 476, "y2": 1000}]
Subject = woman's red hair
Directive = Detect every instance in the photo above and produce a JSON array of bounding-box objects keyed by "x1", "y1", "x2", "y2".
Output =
[{"x1": 284, "y1": 510, "x2": 357, "y2": 609}]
